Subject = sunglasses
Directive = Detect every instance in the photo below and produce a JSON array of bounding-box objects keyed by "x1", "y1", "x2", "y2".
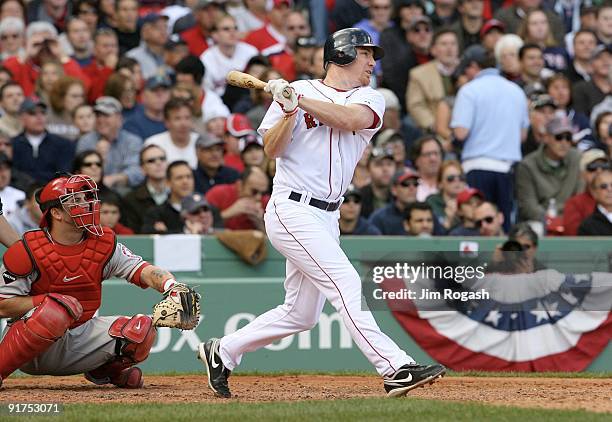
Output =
[
  {"x1": 475, "y1": 215, "x2": 495, "y2": 228},
  {"x1": 554, "y1": 133, "x2": 573, "y2": 142},
  {"x1": 586, "y1": 161, "x2": 611, "y2": 172},
  {"x1": 217, "y1": 25, "x2": 238, "y2": 31},
  {"x1": 445, "y1": 174, "x2": 465, "y2": 183},
  {"x1": 0, "y1": 33, "x2": 20, "y2": 40},
  {"x1": 411, "y1": 26, "x2": 431, "y2": 34},
  {"x1": 82, "y1": 161, "x2": 102, "y2": 168},
  {"x1": 144, "y1": 156, "x2": 167, "y2": 164},
  {"x1": 597, "y1": 183, "x2": 612, "y2": 191},
  {"x1": 400, "y1": 179, "x2": 419, "y2": 188}
]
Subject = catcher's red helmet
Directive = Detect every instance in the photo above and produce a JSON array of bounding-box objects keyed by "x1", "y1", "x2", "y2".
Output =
[{"x1": 37, "y1": 174, "x2": 103, "y2": 236}]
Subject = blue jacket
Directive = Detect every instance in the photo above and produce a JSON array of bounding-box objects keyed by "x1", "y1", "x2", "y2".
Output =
[{"x1": 11, "y1": 132, "x2": 74, "y2": 183}]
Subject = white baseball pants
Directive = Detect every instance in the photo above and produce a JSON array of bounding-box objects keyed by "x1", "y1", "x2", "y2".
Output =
[{"x1": 219, "y1": 192, "x2": 413, "y2": 377}]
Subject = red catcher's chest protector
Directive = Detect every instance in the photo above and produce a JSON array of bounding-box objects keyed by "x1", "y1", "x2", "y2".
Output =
[{"x1": 24, "y1": 228, "x2": 116, "y2": 327}]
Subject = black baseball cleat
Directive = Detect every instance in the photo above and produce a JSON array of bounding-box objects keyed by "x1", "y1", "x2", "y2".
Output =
[
  {"x1": 384, "y1": 363, "x2": 446, "y2": 398},
  {"x1": 197, "y1": 338, "x2": 232, "y2": 398}
]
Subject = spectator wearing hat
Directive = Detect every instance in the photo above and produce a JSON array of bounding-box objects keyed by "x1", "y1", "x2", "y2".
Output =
[
  {"x1": 83, "y1": 29, "x2": 119, "y2": 103},
  {"x1": 194, "y1": 132, "x2": 240, "y2": 194},
  {"x1": 181, "y1": 192, "x2": 218, "y2": 234},
  {"x1": 572, "y1": 44, "x2": 611, "y2": 117},
  {"x1": 494, "y1": 0, "x2": 565, "y2": 46},
  {"x1": 223, "y1": 113, "x2": 254, "y2": 173},
  {"x1": 377, "y1": 128, "x2": 408, "y2": 169},
  {"x1": 480, "y1": 19, "x2": 505, "y2": 53},
  {"x1": 426, "y1": 160, "x2": 465, "y2": 231},
  {"x1": 7, "y1": 182, "x2": 42, "y2": 235},
  {"x1": 77, "y1": 96, "x2": 143, "y2": 189},
  {"x1": 143, "y1": 98, "x2": 198, "y2": 169},
  {"x1": 516, "y1": 115, "x2": 583, "y2": 224},
  {"x1": 403, "y1": 202, "x2": 434, "y2": 237},
  {"x1": 368, "y1": 168, "x2": 418, "y2": 235},
  {"x1": 122, "y1": 144, "x2": 170, "y2": 233},
  {"x1": 11, "y1": 97, "x2": 74, "y2": 184},
  {"x1": 113, "y1": 0, "x2": 140, "y2": 55},
  {"x1": 163, "y1": 34, "x2": 190, "y2": 77},
  {"x1": 428, "y1": 0, "x2": 460, "y2": 29},
  {"x1": 565, "y1": 29, "x2": 598, "y2": 85},
  {"x1": 578, "y1": 169, "x2": 612, "y2": 235},
  {"x1": 359, "y1": 145, "x2": 397, "y2": 218},
  {"x1": 0, "y1": 152, "x2": 24, "y2": 220},
  {"x1": 449, "y1": 0, "x2": 484, "y2": 53},
  {"x1": 174, "y1": 55, "x2": 230, "y2": 125},
  {"x1": 293, "y1": 36, "x2": 319, "y2": 80},
  {"x1": 4, "y1": 21, "x2": 90, "y2": 98},
  {"x1": 339, "y1": 185, "x2": 381, "y2": 235},
  {"x1": 563, "y1": 149, "x2": 610, "y2": 236},
  {"x1": 126, "y1": 13, "x2": 168, "y2": 80},
  {"x1": 123, "y1": 75, "x2": 172, "y2": 140},
  {"x1": 407, "y1": 28, "x2": 459, "y2": 131},
  {"x1": 0, "y1": 82, "x2": 24, "y2": 138},
  {"x1": 142, "y1": 160, "x2": 196, "y2": 234},
  {"x1": 523, "y1": 94, "x2": 557, "y2": 156},
  {"x1": 240, "y1": 133, "x2": 264, "y2": 169},
  {"x1": 201, "y1": 14, "x2": 258, "y2": 97},
  {"x1": 411, "y1": 135, "x2": 443, "y2": 201},
  {"x1": 448, "y1": 187, "x2": 484, "y2": 236},
  {"x1": 177, "y1": 0, "x2": 224, "y2": 57},
  {"x1": 205, "y1": 165, "x2": 269, "y2": 230},
  {"x1": 451, "y1": 45, "x2": 528, "y2": 231},
  {"x1": 380, "y1": 12, "x2": 432, "y2": 114}
]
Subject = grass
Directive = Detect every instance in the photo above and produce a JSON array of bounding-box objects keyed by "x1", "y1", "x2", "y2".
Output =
[{"x1": 4, "y1": 398, "x2": 609, "y2": 422}]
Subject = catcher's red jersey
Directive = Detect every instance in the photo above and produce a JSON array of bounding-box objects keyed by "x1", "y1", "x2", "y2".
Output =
[{"x1": 8, "y1": 228, "x2": 116, "y2": 327}]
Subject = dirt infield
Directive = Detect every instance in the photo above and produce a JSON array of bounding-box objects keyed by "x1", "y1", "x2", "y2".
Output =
[{"x1": 1, "y1": 375, "x2": 610, "y2": 413}]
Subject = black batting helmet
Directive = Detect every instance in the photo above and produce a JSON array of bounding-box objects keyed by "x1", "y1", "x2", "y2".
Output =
[{"x1": 323, "y1": 28, "x2": 384, "y2": 69}]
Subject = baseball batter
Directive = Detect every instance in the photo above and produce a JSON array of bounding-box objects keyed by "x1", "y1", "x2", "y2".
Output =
[
  {"x1": 0, "y1": 174, "x2": 199, "y2": 388},
  {"x1": 199, "y1": 28, "x2": 446, "y2": 398}
]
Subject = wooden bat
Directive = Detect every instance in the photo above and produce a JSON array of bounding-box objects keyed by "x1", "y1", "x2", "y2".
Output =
[{"x1": 226, "y1": 70, "x2": 292, "y2": 98}]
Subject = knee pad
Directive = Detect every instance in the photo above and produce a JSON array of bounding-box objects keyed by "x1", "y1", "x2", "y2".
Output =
[
  {"x1": 108, "y1": 314, "x2": 156, "y2": 363},
  {"x1": 0, "y1": 294, "x2": 80, "y2": 379}
]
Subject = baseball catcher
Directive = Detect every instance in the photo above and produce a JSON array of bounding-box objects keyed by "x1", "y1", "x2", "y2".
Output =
[{"x1": 0, "y1": 174, "x2": 200, "y2": 388}]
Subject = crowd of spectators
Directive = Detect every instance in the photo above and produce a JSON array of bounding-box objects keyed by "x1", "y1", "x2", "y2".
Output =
[{"x1": 0, "y1": 0, "x2": 610, "y2": 239}]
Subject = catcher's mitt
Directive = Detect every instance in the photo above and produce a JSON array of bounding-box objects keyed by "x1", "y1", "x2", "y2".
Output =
[{"x1": 152, "y1": 283, "x2": 201, "y2": 330}]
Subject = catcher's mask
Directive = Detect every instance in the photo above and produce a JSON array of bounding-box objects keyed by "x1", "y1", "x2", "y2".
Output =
[{"x1": 36, "y1": 174, "x2": 103, "y2": 236}]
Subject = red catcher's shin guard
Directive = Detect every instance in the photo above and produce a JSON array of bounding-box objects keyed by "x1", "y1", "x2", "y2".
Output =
[
  {"x1": 0, "y1": 294, "x2": 81, "y2": 379},
  {"x1": 85, "y1": 315, "x2": 155, "y2": 388}
]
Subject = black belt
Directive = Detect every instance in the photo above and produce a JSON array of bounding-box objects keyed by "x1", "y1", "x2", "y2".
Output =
[{"x1": 289, "y1": 191, "x2": 341, "y2": 211}]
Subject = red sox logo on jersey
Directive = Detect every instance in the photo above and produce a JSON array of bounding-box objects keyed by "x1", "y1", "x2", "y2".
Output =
[{"x1": 304, "y1": 113, "x2": 324, "y2": 130}]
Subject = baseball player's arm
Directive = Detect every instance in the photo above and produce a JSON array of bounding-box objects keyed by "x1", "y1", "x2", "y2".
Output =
[
  {"x1": 298, "y1": 97, "x2": 374, "y2": 132},
  {"x1": 138, "y1": 265, "x2": 176, "y2": 293},
  {"x1": 0, "y1": 215, "x2": 19, "y2": 247},
  {"x1": 263, "y1": 112, "x2": 297, "y2": 159},
  {"x1": 0, "y1": 296, "x2": 37, "y2": 319}
]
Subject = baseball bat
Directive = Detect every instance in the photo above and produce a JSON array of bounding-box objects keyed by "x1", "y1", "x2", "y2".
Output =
[{"x1": 226, "y1": 70, "x2": 292, "y2": 98}]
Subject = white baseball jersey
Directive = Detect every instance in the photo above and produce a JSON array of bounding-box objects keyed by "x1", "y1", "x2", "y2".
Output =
[{"x1": 258, "y1": 80, "x2": 385, "y2": 201}]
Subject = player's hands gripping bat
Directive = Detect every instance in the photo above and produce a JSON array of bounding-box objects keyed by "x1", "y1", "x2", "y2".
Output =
[
  {"x1": 226, "y1": 71, "x2": 296, "y2": 113},
  {"x1": 265, "y1": 79, "x2": 299, "y2": 115},
  {"x1": 152, "y1": 282, "x2": 200, "y2": 330}
]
